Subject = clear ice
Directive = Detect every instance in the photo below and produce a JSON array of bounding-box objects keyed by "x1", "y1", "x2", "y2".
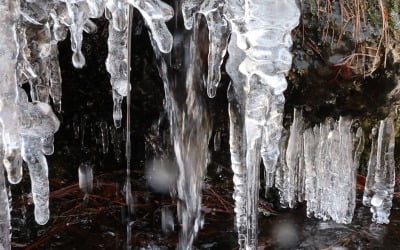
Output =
[
  {"x1": 225, "y1": 1, "x2": 300, "y2": 248},
  {"x1": 0, "y1": 0, "x2": 173, "y2": 249},
  {"x1": 363, "y1": 118, "x2": 396, "y2": 224},
  {"x1": 277, "y1": 112, "x2": 365, "y2": 224},
  {"x1": 0, "y1": 1, "x2": 398, "y2": 250}
]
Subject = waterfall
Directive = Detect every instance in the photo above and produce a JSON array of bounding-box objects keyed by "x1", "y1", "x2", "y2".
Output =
[{"x1": 150, "y1": 1, "x2": 212, "y2": 247}]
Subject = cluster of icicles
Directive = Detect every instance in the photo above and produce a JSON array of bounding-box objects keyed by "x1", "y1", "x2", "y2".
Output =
[
  {"x1": 274, "y1": 109, "x2": 395, "y2": 226},
  {"x1": 0, "y1": 0, "x2": 397, "y2": 250}
]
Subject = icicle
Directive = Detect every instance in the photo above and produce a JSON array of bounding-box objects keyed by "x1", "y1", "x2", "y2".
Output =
[
  {"x1": 282, "y1": 109, "x2": 304, "y2": 207},
  {"x1": 274, "y1": 129, "x2": 289, "y2": 206},
  {"x1": 62, "y1": 0, "x2": 91, "y2": 68},
  {"x1": 49, "y1": 41, "x2": 63, "y2": 112},
  {"x1": 346, "y1": 125, "x2": 364, "y2": 223},
  {"x1": 0, "y1": 0, "x2": 24, "y2": 186},
  {"x1": 127, "y1": 0, "x2": 174, "y2": 53},
  {"x1": 286, "y1": 116, "x2": 363, "y2": 224},
  {"x1": 262, "y1": 93, "x2": 285, "y2": 191},
  {"x1": 105, "y1": 0, "x2": 129, "y2": 128},
  {"x1": 182, "y1": 0, "x2": 230, "y2": 97},
  {"x1": 303, "y1": 126, "x2": 317, "y2": 217},
  {"x1": 226, "y1": 33, "x2": 247, "y2": 249},
  {"x1": 19, "y1": 91, "x2": 60, "y2": 225},
  {"x1": 0, "y1": 142, "x2": 11, "y2": 249},
  {"x1": 105, "y1": 0, "x2": 173, "y2": 127},
  {"x1": 225, "y1": 1, "x2": 300, "y2": 248},
  {"x1": 363, "y1": 126, "x2": 379, "y2": 206},
  {"x1": 364, "y1": 118, "x2": 396, "y2": 224}
]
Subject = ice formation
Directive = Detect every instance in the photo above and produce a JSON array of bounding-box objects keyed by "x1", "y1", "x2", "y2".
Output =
[
  {"x1": 0, "y1": 0, "x2": 398, "y2": 250},
  {"x1": 225, "y1": 1, "x2": 300, "y2": 248},
  {"x1": 0, "y1": 0, "x2": 173, "y2": 249},
  {"x1": 363, "y1": 118, "x2": 396, "y2": 224},
  {"x1": 182, "y1": 0, "x2": 230, "y2": 98},
  {"x1": 276, "y1": 111, "x2": 365, "y2": 224}
]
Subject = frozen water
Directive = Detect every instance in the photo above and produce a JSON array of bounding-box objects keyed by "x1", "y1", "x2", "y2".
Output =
[
  {"x1": 277, "y1": 112, "x2": 365, "y2": 224},
  {"x1": 182, "y1": 0, "x2": 230, "y2": 97},
  {"x1": 0, "y1": 133, "x2": 11, "y2": 250},
  {"x1": 225, "y1": 1, "x2": 300, "y2": 249},
  {"x1": 363, "y1": 118, "x2": 396, "y2": 224},
  {"x1": 0, "y1": 1, "x2": 398, "y2": 250}
]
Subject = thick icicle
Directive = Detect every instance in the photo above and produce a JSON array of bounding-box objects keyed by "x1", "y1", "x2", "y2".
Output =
[
  {"x1": 19, "y1": 91, "x2": 60, "y2": 225},
  {"x1": 127, "y1": 0, "x2": 174, "y2": 53},
  {"x1": 0, "y1": 0, "x2": 24, "y2": 186},
  {"x1": 225, "y1": 1, "x2": 300, "y2": 248},
  {"x1": 363, "y1": 118, "x2": 396, "y2": 224}
]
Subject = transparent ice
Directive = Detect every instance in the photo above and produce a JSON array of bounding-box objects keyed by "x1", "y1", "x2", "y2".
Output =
[
  {"x1": 0, "y1": 1, "x2": 397, "y2": 250},
  {"x1": 225, "y1": 1, "x2": 300, "y2": 248},
  {"x1": 363, "y1": 118, "x2": 396, "y2": 224}
]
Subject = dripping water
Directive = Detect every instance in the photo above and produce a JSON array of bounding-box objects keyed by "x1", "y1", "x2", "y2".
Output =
[
  {"x1": 150, "y1": 1, "x2": 212, "y2": 248},
  {"x1": 125, "y1": 5, "x2": 134, "y2": 250}
]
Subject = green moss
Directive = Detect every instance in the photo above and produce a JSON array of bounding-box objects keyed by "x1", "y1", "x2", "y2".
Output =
[{"x1": 388, "y1": 0, "x2": 400, "y2": 30}]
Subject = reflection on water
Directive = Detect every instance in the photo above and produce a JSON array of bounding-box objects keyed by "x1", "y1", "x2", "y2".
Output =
[{"x1": 258, "y1": 196, "x2": 400, "y2": 250}]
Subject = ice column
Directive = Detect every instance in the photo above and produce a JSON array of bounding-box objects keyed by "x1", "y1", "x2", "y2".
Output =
[
  {"x1": 225, "y1": 1, "x2": 300, "y2": 249},
  {"x1": 363, "y1": 118, "x2": 396, "y2": 224},
  {"x1": 283, "y1": 109, "x2": 305, "y2": 207},
  {"x1": 0, "y1": 133, "x2": 11, "y2": 250},
  {"x1": 0, "y1": 0, "x2": 24, "y2": 186},
  {"x1": 279, "y1": 114, "x2": 365, "y2": 224}
]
